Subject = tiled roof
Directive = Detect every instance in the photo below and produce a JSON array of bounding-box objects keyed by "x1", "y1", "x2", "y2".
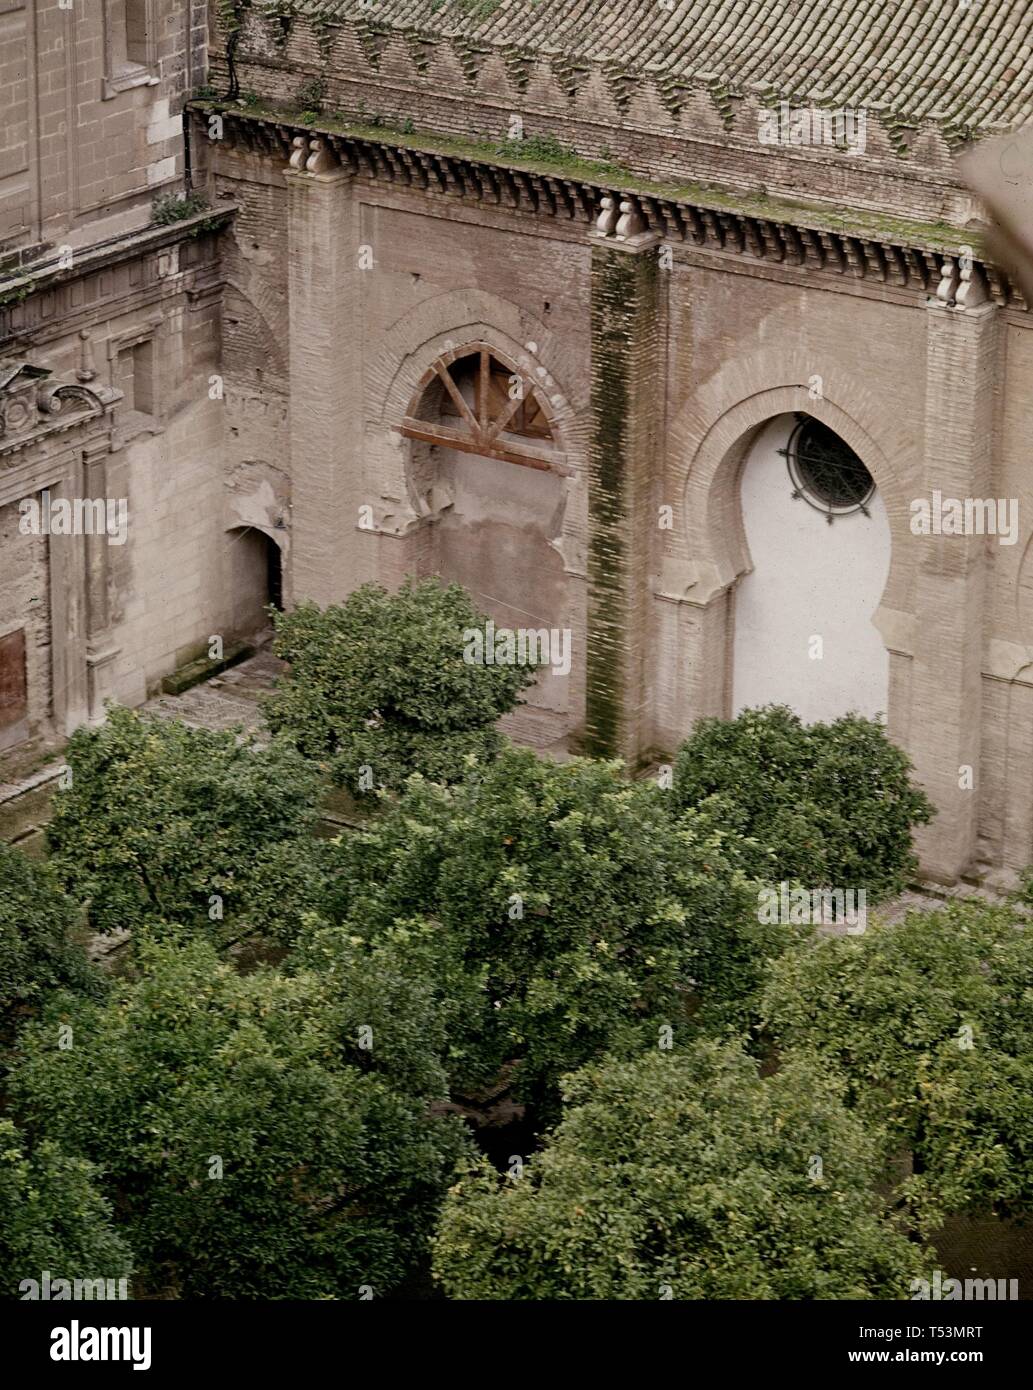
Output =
[{"x1": 330, "y1": 0, "x2": 1033, "y2": 138}]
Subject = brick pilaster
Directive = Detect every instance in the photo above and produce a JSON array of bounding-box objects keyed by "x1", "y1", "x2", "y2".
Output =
[
  {"x1": 584, "y1": 240, "x2": 662, "y2": 763},
  {"x1": 911, "y1": 298, "x2": 999, "y2": 881},
  {"x1": 285, "y1": 165, "x2": 363, "y2": 606}
]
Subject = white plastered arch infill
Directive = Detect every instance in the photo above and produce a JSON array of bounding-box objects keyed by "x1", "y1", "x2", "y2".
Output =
[{"x1": 663, "y1": 363, "x2": 918, "y2": 661}]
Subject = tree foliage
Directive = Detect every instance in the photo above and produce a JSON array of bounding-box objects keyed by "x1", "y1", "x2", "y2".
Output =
[
  {"x1": 46, "y1": 705, "x2": 322, "y2": 944},
  {"x1": 263, "y1": 580, "x2": 537, "y2": 793},
  {"x1": 0, "y1": 842, "x2": 102, "y2": 1048},
  {"x1": 669, "y1": 705, "x2": 934, "y2": 901},
  {"x1": 0, "y1": 1119, "x2": 132, "y2": 1296},
  {"x1": 432, "y1": 1042, "x2": 928, "y2": 1299},
  {"x1": 315, "y1": 748, "x2": 788, "y2": 1119},
  {"x1": 8, "y1": 938, "x2": 467, "y2": 1298},
  {"x1": 760, "y1": 900, "x2": 1033, "y2": 1234}
]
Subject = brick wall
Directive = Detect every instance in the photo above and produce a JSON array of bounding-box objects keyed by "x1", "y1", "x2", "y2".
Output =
[{"x1": 210, "y1": 12, "x2": 979, "y2": 229}]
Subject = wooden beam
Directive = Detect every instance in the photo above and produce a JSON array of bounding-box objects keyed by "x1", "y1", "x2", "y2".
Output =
[
  {"x1": 477, "y1": 348, "x2": 490, "y2": 430},
  {"x1": 483, "y1": 378, "x2": 531, "y2": 444},
  {"x1": 397, "y1": 418, "x2": 559, "y2": 472},
  {"x1": 433, "y1": 360, "x2": 479, "y2": 434}
]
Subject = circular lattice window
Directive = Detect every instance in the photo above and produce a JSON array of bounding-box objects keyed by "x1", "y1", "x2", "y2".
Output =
[{"x1": 782, "y1": 417, "x2": 875, "y2": 522}]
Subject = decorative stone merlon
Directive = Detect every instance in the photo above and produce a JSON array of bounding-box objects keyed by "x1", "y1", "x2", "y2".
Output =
[
  {"x1": 593, "y1": 196, "x2": 659, "y2": 249},
  {"x1": 288, "y1": 135, "x2": 307, "y2": 170}
]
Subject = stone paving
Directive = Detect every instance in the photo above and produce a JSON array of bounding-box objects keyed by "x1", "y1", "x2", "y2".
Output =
[{"x1": 140, "y1": 647, "x2": 284, "y2": 737}]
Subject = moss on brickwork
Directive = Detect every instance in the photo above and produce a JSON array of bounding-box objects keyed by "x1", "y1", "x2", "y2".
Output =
[
  {"x1": 191, "y1": 100, "x2": 978, "y2": 253},
  {"x1": 584, "y1": 249, "x2": 637, "y2": 759}
]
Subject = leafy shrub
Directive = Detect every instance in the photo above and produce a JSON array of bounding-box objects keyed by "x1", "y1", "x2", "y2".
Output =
[
  {"x1": 760, "y1": 900, "x2": 1033, "y2": 1235},
  {"x1": 263, "y1": 580, "x2": 537, "y2": 794},
  {"x1": 669, "y1": 705, "x2": 934, "y2": 901},
  {"x1": 315, "y1": 747, "x2": 784, "y2": 1120},
  {"x1": 47, "y1": 705, "x2": 322, "y2": 944},
  {"x1": 0, "y1": 1120, "x2": 132, "y2": 1298},
  {"x1": 432, "y1": 1042, "x2": 928, "y2": 1299},
  {"x1": 8, "y1": 938, "x2": 467, "y2": 1298},
  {"x1": 293, "y1": 76, "x2": 326, "y2": 114},
  {"x1": 0, "y1": 842, "x2": 101, "y2": 1047},
  {"x1": 151, "y1": 192, "x2": 210, "y2": 226}
]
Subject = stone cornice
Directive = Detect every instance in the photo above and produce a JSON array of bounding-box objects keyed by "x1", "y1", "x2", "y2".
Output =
[
  {"x1": 201, "y1": 105, "x2": 1024, "y2": 312},
  {"x1": 0, "y1": 206, "x2": 237, "y2": 314}
]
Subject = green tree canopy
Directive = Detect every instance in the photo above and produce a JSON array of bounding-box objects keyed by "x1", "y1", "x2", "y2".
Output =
[
  {"x1": 432, "y1": 1041, "x2": 927, "y2": 1299},
  {"x1": 760, "y1": 900, "x2": 1033, "y2": 1235},
  {"x1": 0, "y1": 842, "x2": 102, "y2": 1048},
  {"x1": 8, "y1": 938, "x2": 467, "y2": 1298},
  {"x1": 669, "y1": 705, "x2": 934, "y2": 902},
  {"x1": 46, "y1": 705, "x2": 322, "y2": 945},
  {"x1": 263, "y1": 580, "x2": 537, "y2": 793},
  {"x1": 310, "y1": 748, "x2": 789, "y2": 1120},
  {"x1": 0, "y1": 1119, "x2": 132, "y2": 1297}
]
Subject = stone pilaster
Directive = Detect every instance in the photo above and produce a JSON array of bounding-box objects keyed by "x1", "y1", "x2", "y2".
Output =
[
  {"x1": 584, "y1": 236, "x2": 662, "y2": 763},
  {"x1": 285, "y1": 161, "x2": 363, "y2": 606},
  {"x1": 48, "y1": 468, "x2": 89, "y2": 738},
  {"x1": 910, "y1": 295, "x2": 999, "y2": 881},
  {"x1": 82, "y1": 440, "x2": 121, "y2": 720}
]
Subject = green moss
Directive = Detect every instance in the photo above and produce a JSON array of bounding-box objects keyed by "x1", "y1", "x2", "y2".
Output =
[
  {"x1": 161, "y1": 642, "x2": 253, "y2": 696},
  {"x1": 584, "y1": 249, "x2": 636, "y2": 760},
  {"x1": 188, "y1": 99, "x2": 978, "y2": 253},
  {"x1": 0, "y1": 277, "x2": 33, "y2": 308}
]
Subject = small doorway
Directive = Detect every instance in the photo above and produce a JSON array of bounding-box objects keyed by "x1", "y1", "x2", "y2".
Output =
[{"x1": 225, "y1": 527, "x2": 283, "y2": 640}]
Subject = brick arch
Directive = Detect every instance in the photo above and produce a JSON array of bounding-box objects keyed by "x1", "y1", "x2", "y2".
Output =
[
  {"x1": 369, "y1": 286, "x2": 587, "y2": 457},
  {"x1": 1015, "y1": 530, "x2": 1033, "y2": 672},
  {"x1": 223, "y1": 279, "x2": 289, "y2": 385},
  {"x1": 668, "y1": 363, "x2": 916, "y2": 620}
]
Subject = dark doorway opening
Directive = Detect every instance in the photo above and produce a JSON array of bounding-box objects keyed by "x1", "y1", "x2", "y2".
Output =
[{"x1": 266, "y1": 533, "x2": 283, "y2": 612}]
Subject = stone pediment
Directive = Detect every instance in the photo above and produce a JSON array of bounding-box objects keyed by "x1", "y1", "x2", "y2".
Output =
[{"x1": 0, "y1": 357, "x2": 119, "y2": 459}]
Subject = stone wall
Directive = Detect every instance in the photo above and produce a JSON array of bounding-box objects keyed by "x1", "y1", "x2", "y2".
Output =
[{"x1": 1, "y1": 0, "x2": 202, "y2": 260}]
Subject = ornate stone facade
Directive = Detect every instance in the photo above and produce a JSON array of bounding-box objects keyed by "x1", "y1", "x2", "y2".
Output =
[{"x1": 0, "y1": 2, "x2": 243, "y2": 777}]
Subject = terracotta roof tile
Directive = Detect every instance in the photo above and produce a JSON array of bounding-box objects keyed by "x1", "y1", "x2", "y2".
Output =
[{"x1": 329, "y1": 0, "x2": 1033, "y2": 136}]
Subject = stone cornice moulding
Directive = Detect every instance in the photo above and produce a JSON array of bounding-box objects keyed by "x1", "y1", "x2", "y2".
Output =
[
  {"x1": 0, "y1": 205, "x2": 238, "y2": 336},
  {"x1": 206, "y1": 108, "x2": 1026, "y2": 313}
]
